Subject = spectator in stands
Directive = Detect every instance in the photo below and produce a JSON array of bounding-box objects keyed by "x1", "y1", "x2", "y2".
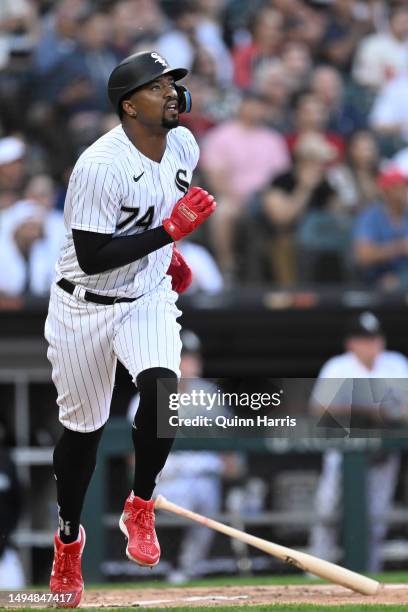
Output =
[
  {"x1": 193, "y1": 0, "x2": 233, "y2": 84},
  {"x1": 33, "y1": 0, "x2": 83, "y2": 75},
  {"x1": 273, "y1": 0, "x2": 325, "y2": 52},
  {"x1": 222, "y1": 0, "x2": 264, "y2": 50},
  {"x1": 0, "y1": 175, "x2": 64, "y2": 296},
  {"x1": 320, "y1": 0, "x2": 372, "y2": 74},
  {"x1": 0, "y1": 0, "x2": 38, "y2": 70},
  {"x1": 111, "y1": 0, "x2": 165, "y2": 57},
  {"x1": 311, "y1": 65, "x2": 367, "y2": 138},
  {"x1": 280, "y1": 41, "x2": 313, "y2": 96},
  {"x1": 2, "y1": 0, "x2": 408, "y2": 291},
  {"x1": 253, "y1": 60, "x2": 292, "y2": 132},
  {"x1": 180, "y1": 49, "x2": 239, "y2": 137},
  {"x1": 0, "y1": 0, "x2": 37, "y2": 132},
  {"x1": 0, "y1": 137, "x2": 27, "y2": 210},
  {"x1": 36, "y1": 10, "x2": 119, "y2": 117},
  {"x1": 352, "y1": 4, "x2": 408, "y2": 91},
  {"x1": 157, "y1": 0, "x2": 232, "y2": 86},
  {"x1": 309, "y1": 311, "x2": 408, "y2": 571},
  {"x1": 31, "y1": 2, "x2": 88, "y2": 167},
  {"x1": 156, "y1": 1, "x2": 200, "y2": 71},
  {"x1": 353, "y1": 166, "x2": 408, "y2": 290},
  {"x1": 339, "y1": 130, "x2": 380, "y2": 210},
  {"x1": 0, "y1": 419, "x2": 25, "y2": 588},
  {"x1": 200, "y1": 90, "x2": 290, "y2": 276},
  {"x1": 286, "y1": 91, "x2": 345, "y2": 161},
  {"x1": 370, "y1": 72, "x2": 408, "y2": 149},
  {"x1": 244, "y1": 132, "x2": 347, "y2": 285},
  {"x1": 232, "y1": 7, "x2": 284, "y2": 89}
]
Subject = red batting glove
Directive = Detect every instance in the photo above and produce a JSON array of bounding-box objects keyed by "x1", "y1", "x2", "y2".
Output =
[
  {"x1": 167, "y1": 243, "x2": 192, "y2": 293},
  {"x1": 163, "y1": 187, "x2": 216, "y2": 241}
]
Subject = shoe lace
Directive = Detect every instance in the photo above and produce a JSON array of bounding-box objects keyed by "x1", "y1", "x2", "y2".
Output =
[
  {"x1": 133, "y1": 508, "x2": 155, "y2": 532},
  {"x1": 56, "y1": 551, "x2": 81, "y2": 582}
]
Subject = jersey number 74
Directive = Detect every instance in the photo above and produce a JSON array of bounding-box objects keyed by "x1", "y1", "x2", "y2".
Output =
[{"x1": 117, "y1": 205, "x2": 154, "y2": 231}]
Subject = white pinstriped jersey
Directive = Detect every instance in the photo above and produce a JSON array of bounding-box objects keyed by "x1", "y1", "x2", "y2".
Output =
[{"x1": 56, "y1": 124, "x2": 199, "y2": 298}]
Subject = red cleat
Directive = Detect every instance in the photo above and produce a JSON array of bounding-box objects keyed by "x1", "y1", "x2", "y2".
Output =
[
  {"x1": 50, "y1": 525, "x2": 86, "y2": 608},
  {"x1": 119, "y1": 492, "x2": 160, "y2": 567}
]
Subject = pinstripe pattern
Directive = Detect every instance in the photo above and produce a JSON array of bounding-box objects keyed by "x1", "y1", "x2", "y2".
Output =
[
  {"x1": 114, "y1": 284, "x2": 182, "y2": 383},
  {"x1": 56, "y1": 124, "x2": 199, "y2": 297},
  {"x1": 45, "y1": 275, "x2": 182, "y2": 432},
  {"x1": 45, "y1": 284, "x2": 117, "y2": 432},
  {"x1": 45, "y1": 124, "x2": 198, "y2": 431}
]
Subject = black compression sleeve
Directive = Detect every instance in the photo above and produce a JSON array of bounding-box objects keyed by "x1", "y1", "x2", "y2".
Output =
[{"x1": 72, "y1": 227, "x2": 173, "y2": 275}]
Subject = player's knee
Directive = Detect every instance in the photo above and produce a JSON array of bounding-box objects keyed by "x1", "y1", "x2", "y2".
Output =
[
  {"x1": 137, "y1": 367, "x2": 178, "y2": 397},
  {"x1": 135, "y1": 368, "x2": 178, "y2": 432}
]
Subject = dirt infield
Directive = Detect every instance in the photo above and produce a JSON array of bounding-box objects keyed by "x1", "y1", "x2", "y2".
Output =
[{"x1": 82, "y1": 584, "x2": 408, "y2": 608}]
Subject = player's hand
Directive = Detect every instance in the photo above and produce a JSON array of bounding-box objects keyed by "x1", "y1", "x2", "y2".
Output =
[
  {"x1": 167, "y1": 243, "x2": 192, "y2": 293},
  {"x1": 163, "y1": 187, "x2": 216, "y2": 241}
]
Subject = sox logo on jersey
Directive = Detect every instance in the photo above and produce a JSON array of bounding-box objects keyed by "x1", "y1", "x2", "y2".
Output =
[
  {"x1": 119, "y1": 168, "x2": 189, "y2": 231},
  {"x1": 175, "y1": 169, "x2": 189, "y2": 194}
]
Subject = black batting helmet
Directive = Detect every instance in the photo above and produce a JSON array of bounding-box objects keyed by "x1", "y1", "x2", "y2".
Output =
[{"x1": 108, "y1": 50, "x2": 191, "y2": 116}]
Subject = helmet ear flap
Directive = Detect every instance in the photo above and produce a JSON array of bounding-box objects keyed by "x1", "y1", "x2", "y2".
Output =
[{"x1": 176, "y1": 85, "x2": 192, "y2": 113}]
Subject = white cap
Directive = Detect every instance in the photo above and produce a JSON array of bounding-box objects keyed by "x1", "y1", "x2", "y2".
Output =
[{"x1": 0, "y1": 137, "x2": 26, "y2": 165}]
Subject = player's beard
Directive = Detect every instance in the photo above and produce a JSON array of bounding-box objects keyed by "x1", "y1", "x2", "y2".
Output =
[{"x1": 161, "y1": 113, "x2": 179, "y2": 129}]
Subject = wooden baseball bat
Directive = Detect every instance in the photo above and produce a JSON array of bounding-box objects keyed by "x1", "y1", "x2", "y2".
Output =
[{"x1": 155, "y1": 495, "x2": 380, "y2": 596}]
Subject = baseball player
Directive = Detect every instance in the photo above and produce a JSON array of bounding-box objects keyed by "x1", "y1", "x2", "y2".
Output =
[
  {"x1": 44, "y1": 50, "x2": 216, "y2": 607},
  {"x1": 309, "y1": 311, "x2": 408, "y2": 572}
]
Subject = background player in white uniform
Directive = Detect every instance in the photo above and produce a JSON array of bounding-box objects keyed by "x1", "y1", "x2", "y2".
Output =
[
  {"x1": 44, "y1": 50, "x2": 216, "y2": 608},
  {"x1": 309, "y1": 311, "x2": 408, "y2": 572}
]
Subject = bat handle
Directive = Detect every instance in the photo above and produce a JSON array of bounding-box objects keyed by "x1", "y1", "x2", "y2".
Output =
[{"x1": 155, "y1": 494, "x2": 167, "y2": 510}]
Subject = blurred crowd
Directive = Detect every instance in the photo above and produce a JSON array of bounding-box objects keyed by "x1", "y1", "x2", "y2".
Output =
[{"x1": 3, "y1": 0, "x2": 408, "y2": 294}]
